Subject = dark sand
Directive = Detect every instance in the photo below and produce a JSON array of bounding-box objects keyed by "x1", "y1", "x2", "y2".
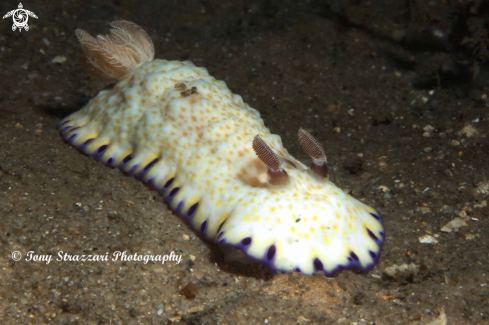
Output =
[{"x1": 1, "y1": 1, "x2": 488, "y2": 324}]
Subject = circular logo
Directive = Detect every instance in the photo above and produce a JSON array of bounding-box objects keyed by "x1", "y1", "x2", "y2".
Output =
[
  {"x1": 13, "y1": 10, "x2": 28, "y2": 28},
  {"x1": 2, "y1": 3, "x2": 38, "y2": 32},
  {"x1": 11, "y1": 251, "x2": 22, "y2": 261}
]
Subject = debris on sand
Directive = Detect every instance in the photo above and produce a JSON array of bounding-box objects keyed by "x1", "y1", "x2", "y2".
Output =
[
  {"x1": 423, "y1": 309, "x2": 447, "y2": 325},
  {"x1": 440, "y1": 217, "x2": 468, "y2": 233},
  {"x1": 457, "y1": 124, "x2": 478, "y2": 138},
  {"x1": 418, "y1": 235, "x2": 439, "y2": 244},
  {"x1": 384, "y1": 263, "x2": 419, "y2": 280},
  {"x1": 476, "y1": 181, "x2": 489, "y2": 196}
]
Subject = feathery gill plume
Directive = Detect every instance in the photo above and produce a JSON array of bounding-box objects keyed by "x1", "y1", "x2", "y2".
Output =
[{"x1": 75, "y1": 20, "x2": 154, "y2": 81}]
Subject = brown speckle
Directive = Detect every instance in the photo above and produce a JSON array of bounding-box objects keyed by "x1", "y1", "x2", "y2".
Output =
[
  {"x1": 181, "y1": 86, "x2": 197, "y2": 97},
  {"x1": 179, "y1": 282, "x2": 197, "y2": 299}
]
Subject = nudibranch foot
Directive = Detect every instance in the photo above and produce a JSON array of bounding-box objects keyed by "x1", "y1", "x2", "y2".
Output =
[{"x1": 59, "y1": 20, "x2": 385, "y2": 277}]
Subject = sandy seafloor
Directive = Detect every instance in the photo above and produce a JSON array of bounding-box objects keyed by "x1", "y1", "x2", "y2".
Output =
[{"x1": 1, "y1": 0, "x2": 488, "y2": 324}]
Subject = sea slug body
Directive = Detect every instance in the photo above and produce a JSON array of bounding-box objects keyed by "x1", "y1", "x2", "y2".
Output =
[{"x1": 59, "y1": 21, "x2": 385, "y2": 276}]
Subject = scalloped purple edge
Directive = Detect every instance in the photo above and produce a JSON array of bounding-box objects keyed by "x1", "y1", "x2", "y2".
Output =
[{"x1": 58, "y1": 120, "x2": 386, "y2": 276}]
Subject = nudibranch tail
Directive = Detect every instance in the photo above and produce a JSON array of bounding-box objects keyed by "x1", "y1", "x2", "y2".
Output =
[
  {"x1": 76, "y1": 20, "x2": 154, "y2": 81},
  {"x1": 60, "y1": 20, "x2": 385, "y2": 278},
  {"x1": 252, "y1": 135, "x2": 289, "y2": 186},
  {"x1": 298, "y1": 128, "x2": 328, "y2": 178}
]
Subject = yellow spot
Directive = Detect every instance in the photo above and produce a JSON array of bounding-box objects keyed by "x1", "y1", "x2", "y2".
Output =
[
  {"x1": 270, "y1": 207, "x2": 276, "y2": 213},
  {"x1": 217, "y1": 213, "x2": 229, "y2": 225},
  {"x1": 348, "y1": 222, "x2": 352, "y2": 230},
  {"x1": 291, "y1": 226, "x2": 296, "y2": 232},
  {"x1": 310, "y1": 227, "x2": 315, "y2": 233},
  {"x1": 244, "y1": 215, "x2": 251, "y2": 221},
  {"x1": 254, "y1": 216, "x2": 260, "y2": 221},
  {"x1": 228, "y1": 197, "x2": 234, "y2": 202},
  {"x1": 343, "y1": 231, "x2": 347, "y2": 236},
  {"x1": 336, "y1": 212, "x2": 341, "y2": 220},
  {"x1": 312, "y1": 216, "x2": 318, "y2": 221},
  {"x1": 337, "y1": 202, "x2": 342, "y2": 208},
  {"x1": 320, "y1": 225, "x2": 326, "y2": 231},
  {"x1": 276, "y1": 218, "x2": 281, "y2": 224},
  {"x1": 323, "y1": 235, "x2": 330, "y2": 245},
  {"x1": 215, "y1": 200, "x2": 221, "y2": 207},
  {"x1": 304, "y1": 234, "x2": 309, "y2": 240},
  {"x1": 288, "y1": 204, "x2": 293, "y2": 210},
  {"x1": 333, "y1": 224, "x2": 338, "y2": 231}
]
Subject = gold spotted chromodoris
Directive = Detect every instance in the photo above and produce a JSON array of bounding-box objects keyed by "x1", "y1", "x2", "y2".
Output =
[{"x1": 59, "y1": 21, "x2": 385, "y2": 276}]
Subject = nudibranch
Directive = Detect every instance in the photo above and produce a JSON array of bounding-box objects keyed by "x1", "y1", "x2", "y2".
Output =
[{"x1": 59, "y1": 21, "x2": 385, "y2": 276}]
